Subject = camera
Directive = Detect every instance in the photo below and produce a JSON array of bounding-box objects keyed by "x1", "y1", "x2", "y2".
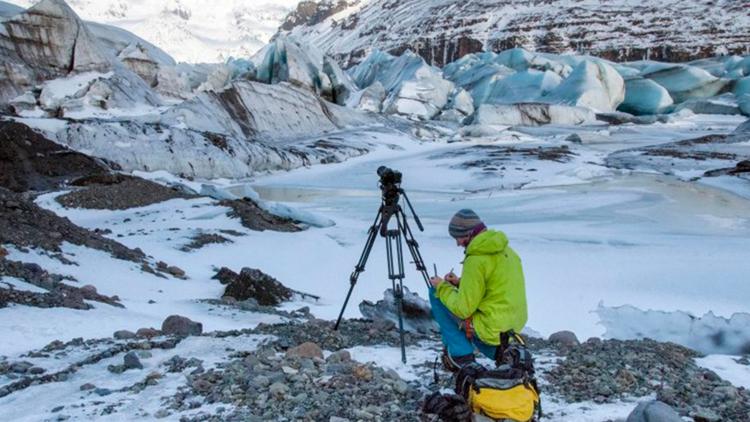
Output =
[{"x1": 377, "y1": 166, "x2": 402, "y2": 186}]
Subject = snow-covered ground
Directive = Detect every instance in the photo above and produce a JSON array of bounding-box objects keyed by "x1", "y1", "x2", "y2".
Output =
[{"x1": 1, "y1": 113, "x2": 749, "y2": 420}]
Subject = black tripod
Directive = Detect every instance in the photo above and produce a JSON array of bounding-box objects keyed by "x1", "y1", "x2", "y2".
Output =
[{"x1": 334, "y1": 166, "x2": 431, "y2": 363}]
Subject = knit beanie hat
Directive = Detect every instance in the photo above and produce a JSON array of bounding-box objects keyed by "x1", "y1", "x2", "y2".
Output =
[{"x1": 448, "y1": 209, "x2": 483, "y2": 239}]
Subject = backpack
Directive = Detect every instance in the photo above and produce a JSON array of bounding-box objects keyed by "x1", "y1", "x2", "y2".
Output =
[{"x1": 455, "y1": 333, "x2": 542, "y2": 421}]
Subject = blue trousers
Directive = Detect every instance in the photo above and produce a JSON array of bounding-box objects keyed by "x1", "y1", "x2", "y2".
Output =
[{"x1": 429, "y1": 288, "x2": 497, "y2": 359}]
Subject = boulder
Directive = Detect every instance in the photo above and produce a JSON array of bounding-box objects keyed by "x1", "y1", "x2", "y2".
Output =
[
  {"x1": 285, "y1": 342, "x2": 324, "y2": 360},
  {"x1": 136, "y1": 327, "x2": 161, "y2": 339},
  {"x1": 113, "y1": 330, "x2": 136, "y2": 340},
  {"x1": 223, "y1": 268, "x2": 293, "y2": 306},
  {"x1": 359, "y1": 287, "x2": 436, "y2": 333},
  {"x1": 161, "y1": 315, "x2": 203, "y2": 336},
  {"x1": 626, "y1": 400, "x2": 682, "y2": 422},
  {"x1": 0, "y1": 246, "x2": 7, "y2": 259},
  {"x1": 123, "y1": 351, "x2": 143, "y2": 370},
  {"x1": 549, "y1": 330, "x2": 580, "y2": 346}
]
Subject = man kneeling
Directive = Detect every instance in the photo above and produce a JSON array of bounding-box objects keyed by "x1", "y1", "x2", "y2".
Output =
[{"x1": 429, "y1": 209, "x2": 528, "y2": 370}]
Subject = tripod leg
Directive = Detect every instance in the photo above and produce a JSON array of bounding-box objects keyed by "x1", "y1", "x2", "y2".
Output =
[
  {"x1": 335, "y1": 208, "x2": 382, "y2": 331},
  {"x1": 386, "y1": 229, "x2": 408, "y2": 363},
  {"x1": 397, "y1": 208, "x2": 431, "y2": 287}
]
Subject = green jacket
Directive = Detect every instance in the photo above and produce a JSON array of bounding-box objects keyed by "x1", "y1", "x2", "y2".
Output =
[{"x1": 436, "y1": 230, "x2": 528, "y2": 345}]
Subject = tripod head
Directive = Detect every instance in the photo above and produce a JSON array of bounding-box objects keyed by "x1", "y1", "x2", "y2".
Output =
[
  {"x1": 377, "y1": 166, "x2": 402, "y2": 207},
  {"x1": 376, "y1": 166, "x2": 423, "y2": 235}
]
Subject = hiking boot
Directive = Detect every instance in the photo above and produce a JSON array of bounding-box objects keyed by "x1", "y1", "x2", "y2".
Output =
[{"x1": 441, "y1": 348, "x2": 475, "y2": 372}]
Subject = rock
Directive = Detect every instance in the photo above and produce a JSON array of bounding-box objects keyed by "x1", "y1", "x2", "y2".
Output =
[
  {"x1": 692, "y1": 408, "x2": 721, "y2": 422},
  {"x1": 29, "y1": 367, "x2": 45, "y2": 375},
  {"x1": 269, "y1": 382, "x2": 289, "y2": 397},
  {"x1": 10, "y1": 361, "x2": 33, "y2": 374},
  {"x1": 329, "y1": 417, "x2": 351, "y2": 422},
  {"x1": 166, "y1": 266, "x2": 186, "y2": 278},
  {"x1": 565, "y1": 134, "x2": 583, "y2": 144},
  {"x1": 80, "y1": 383, "x2": 95, "y2": 391},
  {"x1": 359, "y1": 286, "x2": 436, "y2": 333},
  {"x1": 286, "y1": 342, "x2": 324, "y2": 360},
  {"x1": 212, "y1": 267, "x2": 238, "y2": 285},
  {"x1": 353, "y1": 364, "x2": 373, "y2": 381},
  {"x1": 326, "y1": 350, "x2": 352, "y2": 364},
  {"x1": 113, "y1": 330, "x2": 136, "y2": 340},
  {"x1": 549, "y1": 330, "x2": 580, "y2": 346},
  {"x1": 94, "y1": 388, "x2": 112, "y2": 397},
  {"x1": 80, "y1": 285, "x2": 98, "y2": 296},
  {"x1": 549, "y1": 331, "x2": 580, "y2": 346},
  {"x1": 223, "y1": 268, "x2": 294, "y2": 306},
  {"x1": 252, "y1": 375, "x2": 270, "y2": 388},
  {"x1": 161, "y1": 315, "x2": 203, "y2": 336},
  {"x1": 0, "y1": 247, "x2": 7, "y2": 259},
  {"x1": 136, "y1": 328, "x2": 161, "y2": 338},
  {"x1": 123, "y1": 352, "x2": 143, "y2": 370}
]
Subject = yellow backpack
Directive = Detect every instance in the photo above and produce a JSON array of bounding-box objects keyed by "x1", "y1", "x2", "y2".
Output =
[{"x1": 456, "y1": 333, "x2": 542, "y2": 421}]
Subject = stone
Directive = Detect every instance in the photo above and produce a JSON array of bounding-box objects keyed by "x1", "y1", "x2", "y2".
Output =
[
  {"x1": 161, "y1": 315, "x2": 203, "y2": 336},
  {"x1": 0, "y1": 247, "x2": 7, "y2": 259},
  {"x1": 113, "y1": 330, "x2": 137, "y2": 340},
  {"x1": 80, "y1": 383, "x2": 95, "y2": 391},
  {"x1": 353, "y1": 364, "x2": 373, "y2": 381},
  {"x1": 136, "y1": 328, "x2": 161, "y2": 339},
  {"x1": 285, "y1": 342, "x2": 324, "y2": 360},
  {"x1": 626, "y1": 400, "x2": 682, "y2": 422},
  {"x1": 223, "y1": 268, "x2": 293, "y2": 306},
  {"x1": 167, "y1": 266, "x2": 186, "y2": 278},
  {"x1": 10, "y1": 361, "x2": 33, "y2": 373},
  {"x1": 29, "y1": 367, "x2": 45, "y2": 375},
  {"x1": 94, "y1": 388, "x2": 112, "y2": 397},
  {"x1": 326, "y1": 350, "x2": 352, "y2": 364},
  {"x1": 252, "y1": 375, "x2": 270, "y2": 388},
  {"x1": 692, "y1": 408, "x2": 721, "y2": 422},
  {"x1": 269, "y1": 382, "x2": 289, "y2": 397},
  {"x1": 80, "y1": 285, "x2": 98, "y2": 296},
  {"x1": 549, "y1": 330, "x2": 580, "y2": 346},
  {"x1": 123, "y1": 352, "x2": 143, "y2": 370}
]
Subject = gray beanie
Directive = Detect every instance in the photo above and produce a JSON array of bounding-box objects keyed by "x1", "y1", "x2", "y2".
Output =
[{"x1": 448, "y1": 209, "x2": 483, "y2": 239}]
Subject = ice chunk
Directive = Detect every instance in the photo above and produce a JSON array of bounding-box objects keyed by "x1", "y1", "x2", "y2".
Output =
[
  {"x1": 494, "y1": 48, "x2": 572, "y2": 77},
  {"x1": 474, "y1": 103, "x2": 596, "y2": 126},
  {"x1": 349, "y1": 81, "x2": 385, "y2": 113},
  {"x1": 619, "y1": 77, "x2": 674, "y2": 115},
  {"x1": 253, "y1": 35, "x2": 355, "y2": 105},
  {"x1": 643, "y1": 64, "x2": 729, "y2": 103},
  {"x1": 355, "y1": 50, "x2": 454, "y2": 120},
  {"x1": 480, "y1": 70, "x2": 562, "y2": 105},
  {"x1": 348, "y1": 49, "x2": 396, "y2": 89},
  {"x1": 437, "y1": 89, "x2": 474, "y2": 123},
  {"x1": 675, "y1": 94, "x2": 742, "y2": 116},
  {"x1": 597, "y1": 304, "x2": 750, "y2": 355},
  {"x1": 542, "y1": 60, "x2": 625, "y2": 112},
  {"x1": 735, "y1": 77, "x2": 750, "y2": 116}
]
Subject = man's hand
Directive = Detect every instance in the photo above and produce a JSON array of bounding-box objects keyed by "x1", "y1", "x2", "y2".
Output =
[
  {"x1": 444, "y1": 272, "x2": 460, "y2": 286},
  {"x1": 429, "y1": 276, "x2": 444, "y2": 287}
]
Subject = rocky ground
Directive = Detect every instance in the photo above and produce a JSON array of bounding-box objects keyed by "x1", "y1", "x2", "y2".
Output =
[
  {"x1": 1, "y1": 308, "x2": 748, "y2": 421},
  {"x1": 56, "y1": 174, "x2": 193, "y2": 210},
  {"x1": 0, "y1": 121, "x2": 113, "y2": 193}
]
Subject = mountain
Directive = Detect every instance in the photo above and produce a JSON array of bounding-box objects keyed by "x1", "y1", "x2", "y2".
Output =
[
  {"x1": 3, "y1": 0, "x2": 304, "y2": 63},
  {"x1": 282, "y1": 0, "x2": 750, "y2": 67}
]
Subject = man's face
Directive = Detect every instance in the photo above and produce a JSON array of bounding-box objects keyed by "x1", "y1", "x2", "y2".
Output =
[{"x1": 455, "y1": 235, "x2": 471, "y2": 247}]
